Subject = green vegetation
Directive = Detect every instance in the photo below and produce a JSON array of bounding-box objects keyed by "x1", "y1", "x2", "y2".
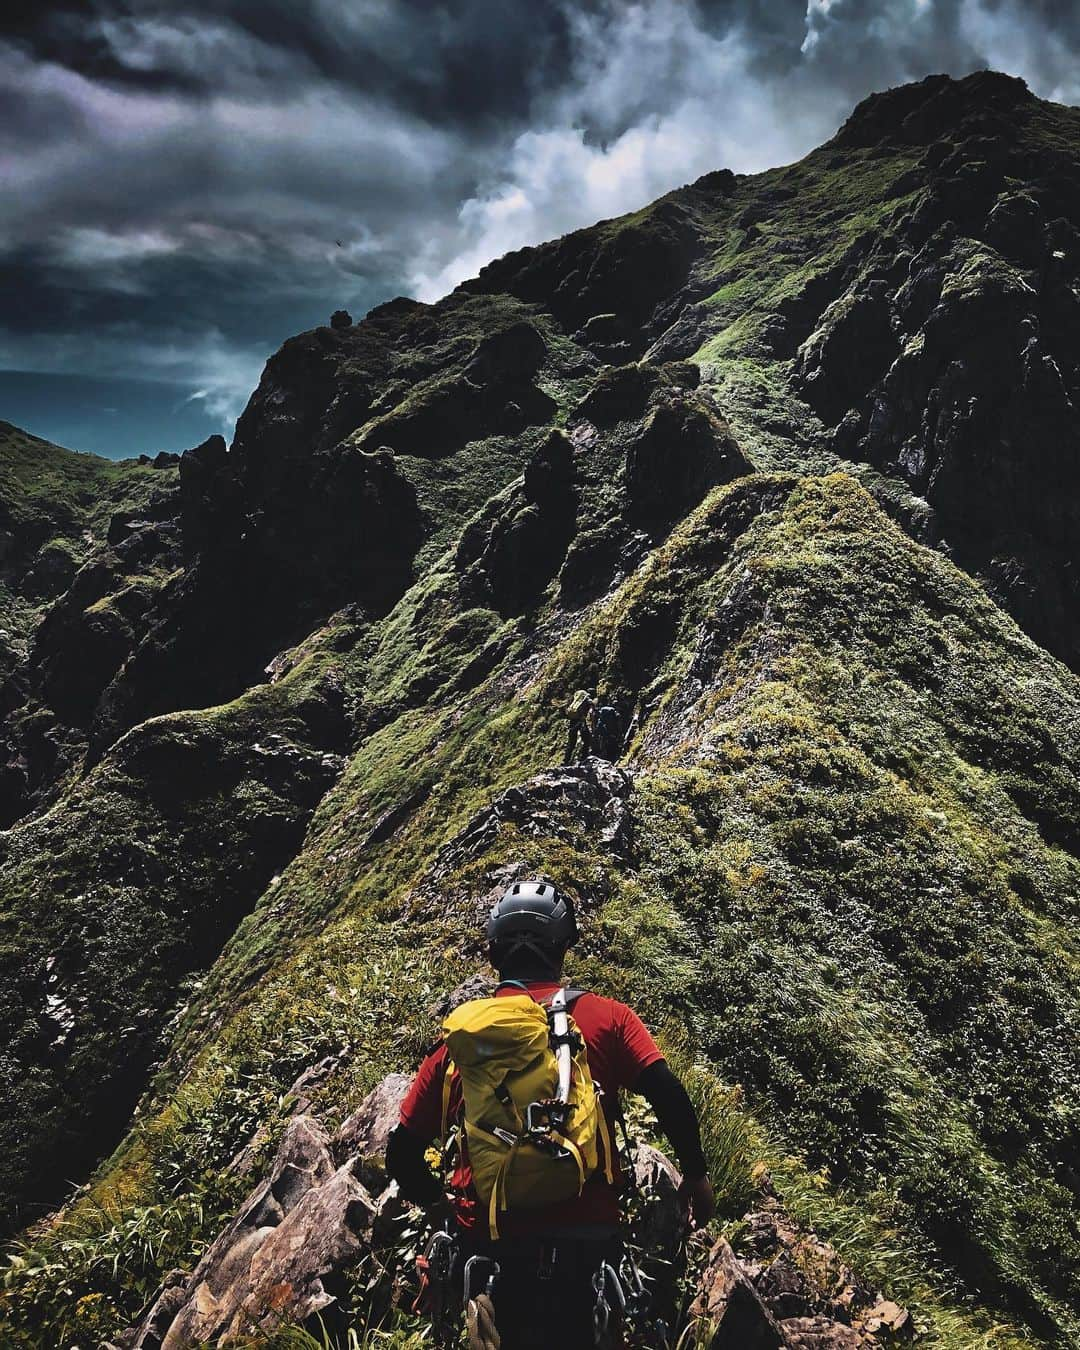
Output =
[
  {"x1": 0, "y1": 420, "x2": 176, "y2": 657},
  {"x1": 7, "y1": 473, "x2": 1077, "y2": 1346},
  {"x1": 3, "y1": 72, "x2": 1080, "y2": 1350}
]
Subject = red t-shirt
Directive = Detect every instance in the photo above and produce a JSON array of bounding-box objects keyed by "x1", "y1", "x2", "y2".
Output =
[{"x1": 398, "y1": 982, "x2": 664, "y2": 1235}]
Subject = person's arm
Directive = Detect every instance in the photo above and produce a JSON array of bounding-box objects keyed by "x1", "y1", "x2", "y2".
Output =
[
  {"x1": 386, "y1": 1123, "x2": 444, "y2": 1207},
  {"x1": 384, "y1": 1046, "x2": 448, "y2": 1209},
  {"x1": 634, "y1": 1060, "x2": 716, "y2": 1226}
]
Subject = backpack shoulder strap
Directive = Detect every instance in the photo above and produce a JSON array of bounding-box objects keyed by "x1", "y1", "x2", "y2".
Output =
[
  {"x1": 440, "y1": 1057, "x2": 458, "y2": 1142},
  {"x1": 493, "y1": 981, "x2": 588, "y2": 1007}
]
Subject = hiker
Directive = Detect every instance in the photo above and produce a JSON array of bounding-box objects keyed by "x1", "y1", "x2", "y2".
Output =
[
  {"x1": 564, "y1": 688, "x2": 596, "y2": 762},
  {"x1": 386, "y1": 880, "x2": 715, "y2": 1350},
  {"x1": 591, "y1": 699, "x2": 624, "y2": 761}
]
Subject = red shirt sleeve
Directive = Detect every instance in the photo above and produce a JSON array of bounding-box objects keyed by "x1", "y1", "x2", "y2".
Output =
[
  {"x1": 609, "y1": 1001, "x2": 665, "y2": 1089},
  {"x1": 398, "y1": 1043, "x2": 449, "y2": 1141}
]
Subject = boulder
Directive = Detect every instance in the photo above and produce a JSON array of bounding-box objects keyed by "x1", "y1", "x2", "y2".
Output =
[
  {"x1": 334, "y1": 1073, "x2": 412, "y2": 1162},
  {"x1": 781, "y1": 1316, "x2": 863, "y2": 1348}
]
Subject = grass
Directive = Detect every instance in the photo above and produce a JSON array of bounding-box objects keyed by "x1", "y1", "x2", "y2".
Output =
[
  {"x1": 5, "y1": 78, "x2": 1080, "y2": 1350},
  {"x1": 5, "y1": 460, "x2": 1078, "y2": 1345}
]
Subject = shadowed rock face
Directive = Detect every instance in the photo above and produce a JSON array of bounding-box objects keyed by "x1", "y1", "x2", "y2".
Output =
[{"x1": 786, "y1": 75, "x2": 1080, "y2": 666}]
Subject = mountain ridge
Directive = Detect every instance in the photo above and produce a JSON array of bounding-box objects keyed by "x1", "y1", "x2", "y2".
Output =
[{"x1": 1, "y1": 70, "x2": 1079, "y2": 1348}]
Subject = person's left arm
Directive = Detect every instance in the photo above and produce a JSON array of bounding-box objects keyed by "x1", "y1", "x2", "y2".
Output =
[
  {"x1": 614, "y1": 1004, "x2": 716, "y2": 1225},
  {"x1": 385, "y1": 1046, "x2": 448, "y2": 1209}
]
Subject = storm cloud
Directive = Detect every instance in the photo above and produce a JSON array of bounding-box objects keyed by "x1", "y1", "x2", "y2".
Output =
[{"x1": 2, "y1": 0, "x2": 1079, "y2": 456}]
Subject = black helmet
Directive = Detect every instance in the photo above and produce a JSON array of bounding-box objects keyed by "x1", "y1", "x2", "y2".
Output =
[{"x1": 487, "y1": 880, "x2": 578, "y2": 963}]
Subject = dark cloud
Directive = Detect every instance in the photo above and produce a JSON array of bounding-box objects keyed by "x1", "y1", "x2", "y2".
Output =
[{"x1": 2, "y1": 0, "x2": 1079, "y2": 457}]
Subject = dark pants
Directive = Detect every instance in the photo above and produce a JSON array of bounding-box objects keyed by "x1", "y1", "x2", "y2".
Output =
[
  {"x1": 565, "y1": 718, "x2": 592, "y2": 762},
  {"x1": 456, "y1": 1231, "x2": 624, "y2": 1350}
]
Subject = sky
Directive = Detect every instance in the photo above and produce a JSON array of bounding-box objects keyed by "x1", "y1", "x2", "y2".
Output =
[{"x1": 2, "y1": 1, "x2": 1080, "y2": 459}]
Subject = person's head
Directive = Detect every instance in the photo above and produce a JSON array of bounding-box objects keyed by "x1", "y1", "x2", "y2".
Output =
[{"x1": 486, "y1": 879, "x2": 578, "y2": 981}]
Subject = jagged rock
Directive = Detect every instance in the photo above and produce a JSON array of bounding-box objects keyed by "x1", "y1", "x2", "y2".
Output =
[
  {"x1": 757, "y1": 1251, "x2": 816, "y2": 1320},
  {"x1": 90, "y1": 440, "x2": 423, "y2": 758},
  {"x1": 986, "y1": 192, "x2": 1048, "y2": 269},
  {"x1": 456, "y1": 430, "x2": 578, "y2": 615},
  {"x1": 437, "y1": 759, "x2": 634, "y2": 875},
  {"x1": 739, "y1": 1206, "x2": 876, "y2": 1326},
  {"x1": 795, "y1": 289, "x2": 899, "y2": 427},
  {"x1": 691, "y1": 1237, "x2": 784, "y2": 1347},
  {"x1": 178, "y1": 434, "x2": 228, "y2": 557},
  {"x1": 228, "y1": 1058, "x2": 344, "y2": 1177},
  {"x1": 574, "y1": 310, "x2": 634, "y2": 360},
  {"x1": 133, "y1": 1116, "x2": 378, "y2": 1347},
  {"x1": 781, "y1": 1317, "x2": 863, "y2": 1348},
  {"x1": 334, "y1": 1073, "x2": 412, "y2": 1162},
  {"x1": 861, "y1": 1300, "x2": 913, "y2": 1339},
  {"x1": 127, "y1": 1270, "x2": 188, "y2": 1350},
  {"x1": 356, "y1": 319, "x2": 555, "y2": 456},
  {"x1": 834, "y1": 71, "x2": 1032, "y2": 150},
  {"x1": 464, "y1": 201, "x2": 701, "y2": 342},
  {"x1": 465, "y1": 321, "x2": 546, "y2": 383},
  {"x1": 624, "y1": 392, "x2": 749, "y2": 532},
  {"x1": 632, "y1": 1143, "x2": 684, "y2": 1267},
  {"x1": 575, "y1": 363, "x2": 663, "y2": 427}
]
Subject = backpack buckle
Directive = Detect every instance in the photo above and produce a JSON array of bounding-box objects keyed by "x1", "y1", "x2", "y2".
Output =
[{"x1": 525, "y1": 1098, "x2": 574, "y2": 1144}]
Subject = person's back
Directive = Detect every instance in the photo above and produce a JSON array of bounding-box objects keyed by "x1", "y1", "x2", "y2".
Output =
[
  {"x1": 593, "y1": 704, "x2": 622, "y2": 760},
  {"x1": 386, "y1": 880, "x2": 715, "y2": 1349}
]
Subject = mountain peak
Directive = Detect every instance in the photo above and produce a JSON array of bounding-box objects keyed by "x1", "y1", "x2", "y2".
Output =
[{"x1": 834, "y1": 68, "x2": 1034, "y2": 148}]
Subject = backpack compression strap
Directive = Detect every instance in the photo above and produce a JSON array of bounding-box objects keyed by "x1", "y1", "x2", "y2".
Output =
[
  {"x1": 494, "y1": 983, "x2": 616, "y2": 1186},
  {"x1": 466, "y1": 1117, "x2": 589, "y2": 1238}
]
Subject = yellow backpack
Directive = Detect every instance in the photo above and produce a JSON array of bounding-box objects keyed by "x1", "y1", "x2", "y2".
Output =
[{"x1": 441, "y1": 989, "x2": 615, "y2": 1237}]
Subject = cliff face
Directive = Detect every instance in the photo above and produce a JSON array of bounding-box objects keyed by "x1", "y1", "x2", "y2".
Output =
[{"x1": 1, "y1": 72, "x2": 1079, "y2": 1349}]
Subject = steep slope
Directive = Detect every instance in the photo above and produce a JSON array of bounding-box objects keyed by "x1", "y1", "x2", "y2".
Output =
[
  {"x1": 1, "y1": 71, "x2": 1079, "y2": 1349},
  {"x1": 0, "y1": 422, "x2": 179, "y2": 822}
]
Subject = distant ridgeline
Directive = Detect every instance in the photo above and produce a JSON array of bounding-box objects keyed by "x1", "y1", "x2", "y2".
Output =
[{"x1": 1, "y1": 71, "x2": 1079, "y2": 1348}]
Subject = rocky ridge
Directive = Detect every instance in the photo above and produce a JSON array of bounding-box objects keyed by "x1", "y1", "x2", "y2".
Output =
[{"x1": 1, "y1": 71, "x2": 1079, "y2": 1349}]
